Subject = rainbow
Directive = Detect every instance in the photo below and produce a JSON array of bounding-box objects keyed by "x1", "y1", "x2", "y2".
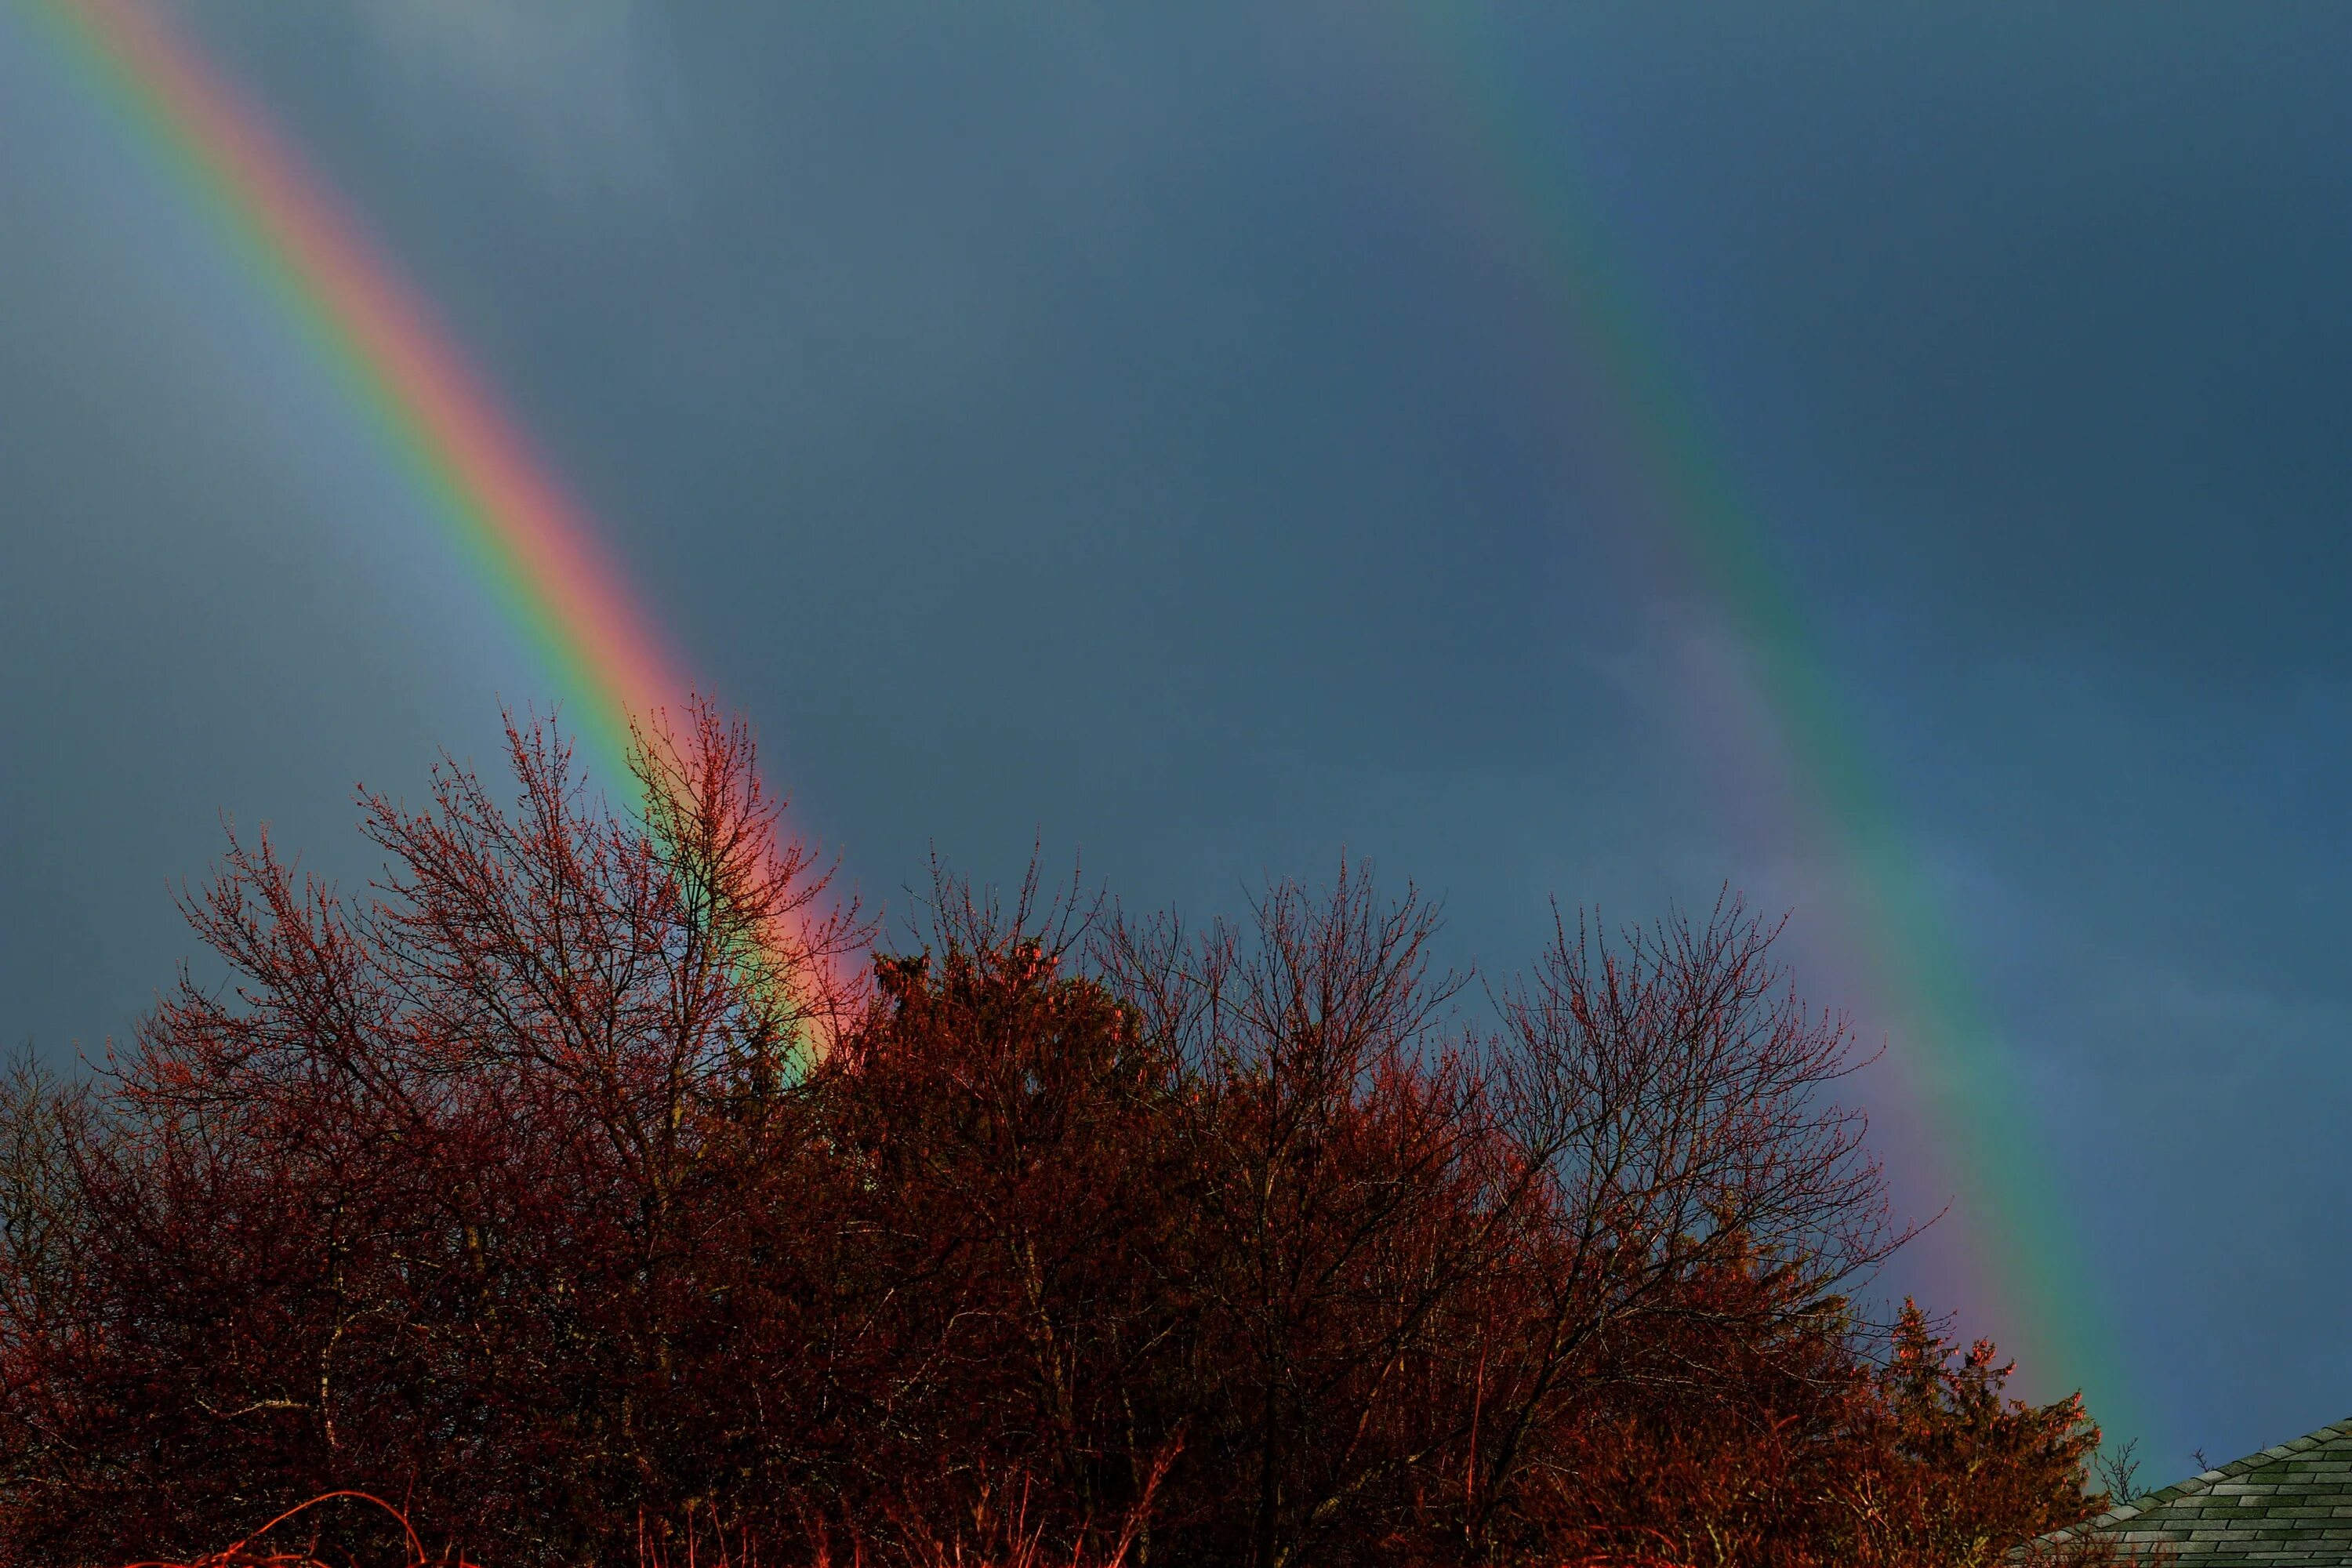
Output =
[
  {"x1": 21, "y1": 0, "x2": 2132, "y2": 1442},
  {"x1": 1389, "y1": 10, "x2": 2140, "y2": 1446},
  {"x1": 20, "y1": 0, "x2": 839, "y2": 1018},
  {"x1": 25, "y1": 0, "x2": 678, "y2": 775}
]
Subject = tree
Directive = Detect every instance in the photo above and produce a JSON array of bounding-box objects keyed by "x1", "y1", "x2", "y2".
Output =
[
  {"x1": 0, "y1": 706, "x2": 858, "y2": 1564},
  {"x1": 1515, "y1": 1257, "x2": 2113, "y2": 1567},
  {"x1": 1461, "y1": 899, "x2": 1903, "y2": 1552},
  {"x1": 805, "y1": 869, "x2": 1190, "y2": 1557},
  {"x1": 1098, "y1": 868, "x2": 1513, "y2": 1566},
  {"x1": 0, "y1": 709, "x2": 2115, "y2": 1567},
  {"x1": 1842, "y1": 1300, "x2": 2110, "y2": 1566}
]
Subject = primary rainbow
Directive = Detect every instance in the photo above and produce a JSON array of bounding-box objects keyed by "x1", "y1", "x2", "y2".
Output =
[
  {"x1": 27, "y1": 0, "x2": 843, "y2": 1022},
  {"x1": 28, "y1": 0, "x2": 677, "y2": 778},
  {"x1": 1390, "y1": 11, "x2": 2140, "y2": 1446},
  {"x1": 24, "y1": 0, "x2": 849, "y2": 1026}
]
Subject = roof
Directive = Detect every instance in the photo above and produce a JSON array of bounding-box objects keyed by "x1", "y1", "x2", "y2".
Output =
[{"x1": 2034, "y1": 1417, "x2": 2352, "y2": 1565}]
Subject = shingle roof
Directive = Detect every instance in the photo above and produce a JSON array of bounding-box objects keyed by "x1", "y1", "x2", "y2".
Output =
[{"x1": 2034, "y1": 1416, "x2": 2352, "y2": 1564}]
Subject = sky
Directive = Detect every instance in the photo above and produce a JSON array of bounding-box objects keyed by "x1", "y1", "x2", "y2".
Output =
[{"x1": 3, "y1": 1, "x2": 2349, "y2": 1483}]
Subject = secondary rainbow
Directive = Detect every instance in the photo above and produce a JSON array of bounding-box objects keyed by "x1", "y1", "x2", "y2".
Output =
[{"x1": 1388, "y1": 11, "x2": 2139, "y2": 1445}]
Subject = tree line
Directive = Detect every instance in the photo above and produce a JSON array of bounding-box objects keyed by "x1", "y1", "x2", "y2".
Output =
[{"x1": 0, "y1": 710, "x2": 2122, "y2": 1566}]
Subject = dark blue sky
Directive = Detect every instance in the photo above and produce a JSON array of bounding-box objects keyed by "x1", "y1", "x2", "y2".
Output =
[{"x1": 4, "y1": 2, "x2": 2348, "y2": 1479}]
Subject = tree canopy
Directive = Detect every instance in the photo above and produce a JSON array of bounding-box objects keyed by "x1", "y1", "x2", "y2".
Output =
[{"x1": 0, "y1": 710, "x2": 2114, "y2": 1567}]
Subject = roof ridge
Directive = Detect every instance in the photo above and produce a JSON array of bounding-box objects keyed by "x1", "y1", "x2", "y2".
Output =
[{"x1": 2036, "y1": 1414, "x2": 2352, "y2": 1544}]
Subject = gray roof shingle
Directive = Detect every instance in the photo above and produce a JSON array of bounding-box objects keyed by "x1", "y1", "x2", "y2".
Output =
[{"x1": 2036, "y1": 1417, "x2": 2352, "y2": 1565}]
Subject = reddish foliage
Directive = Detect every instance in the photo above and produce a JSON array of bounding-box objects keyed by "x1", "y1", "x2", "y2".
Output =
[
  {"x1": 1524, "y1": 1265, "x2": 2113, "y2": 1566},
  {"x1": 111, "y1": 1491, "x2": 466, "y2": 1567},
  {"x1": 0, "y1": 710, "x2": 2118, "y2": 1566}
]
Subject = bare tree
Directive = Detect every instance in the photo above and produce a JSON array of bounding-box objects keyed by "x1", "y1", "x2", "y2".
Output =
[
  {"x1": 1101, "y1": 866, "x2": 1506, "y2": 1568},
  {"x1": 1465, "y1": 895, "x2": 1902, "y2": 1540}
]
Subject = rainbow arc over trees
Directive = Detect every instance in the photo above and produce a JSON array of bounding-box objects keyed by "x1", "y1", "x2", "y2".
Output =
[{"x1": 24, "y1": 1, "x2": 2132, "y2": 1443}]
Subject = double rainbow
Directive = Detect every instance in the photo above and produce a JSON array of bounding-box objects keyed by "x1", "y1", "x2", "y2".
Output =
[{"x1": 21, "y1": 0, "x2": 2132, "y2": 1445}]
